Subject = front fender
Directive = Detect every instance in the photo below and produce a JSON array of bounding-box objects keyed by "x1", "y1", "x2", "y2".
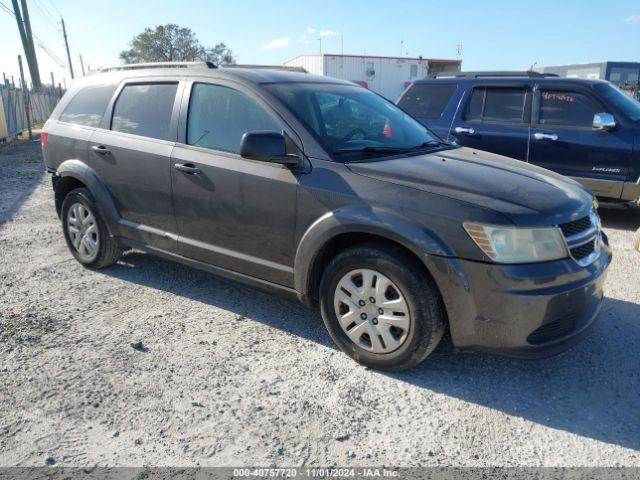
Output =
[
  {"x1": 294, "y1": 204, "x2": 455, "y2": 297},
  {"x1": 56, "y1": 159, "x2": 121, "y2": 236}
]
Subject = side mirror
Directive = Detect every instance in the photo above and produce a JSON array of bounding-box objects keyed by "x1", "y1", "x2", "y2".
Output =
[
  {"x1": 240, "y1": 131, "x2": 299, "y2": 166},
  {"x1": 593, "y1": 113, "x2": 616, "y2": 131}
]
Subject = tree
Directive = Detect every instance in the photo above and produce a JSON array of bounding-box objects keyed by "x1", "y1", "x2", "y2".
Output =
[{"x1": 119, "y1": 24, "x2": 236, "y2": 65}]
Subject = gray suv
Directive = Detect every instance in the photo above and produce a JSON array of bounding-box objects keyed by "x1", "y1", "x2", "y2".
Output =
[{"x1": 42, "y1": 62, "x2": 612, "y2": 371}]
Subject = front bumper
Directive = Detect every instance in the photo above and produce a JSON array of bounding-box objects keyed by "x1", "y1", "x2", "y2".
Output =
[{"x1": 430, "y1": 234, "x2": 612, "y2": 358}]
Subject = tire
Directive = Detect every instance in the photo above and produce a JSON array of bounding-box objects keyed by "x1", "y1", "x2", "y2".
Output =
[
  {"x1": 319, "y1": 243, "x2": 445, "y2": 371},
  {"x1": 60, "y1": 187, "x2": 122, "y2": 269}
]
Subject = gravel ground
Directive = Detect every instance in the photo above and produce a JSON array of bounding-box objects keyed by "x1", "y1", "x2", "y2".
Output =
[{"x1": 1, "y1": 139, "x2": 639, "y2": 467}]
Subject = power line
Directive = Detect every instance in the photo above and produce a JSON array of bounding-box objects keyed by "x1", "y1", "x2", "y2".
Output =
[
  {"x1": 44, "y1": 0, "x2": 60, "y2": 16},
  {"x1": 2, "y1": 0, "x2": 68, "y2": 77},
  {"x1": 36, "y1": 40, "x2": 66, "y2": 67},
  {"x1": 31, "y1": 0, "x2": 58, "y2": 32},
  {"x1": 0, "y1": 0, "x2": 15, "y2": 16}
]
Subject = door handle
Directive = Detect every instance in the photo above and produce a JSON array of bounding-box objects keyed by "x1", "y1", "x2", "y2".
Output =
[
  {"x1": 534, "y1": 132, "x2": 558, "y2": 141},
  {"x1": 174, "y1": 163, "x2": 201, "y2": 175},
  {"x1": 91, "y1": 145, "x2": 111, "y2": 155},
  {"x1": 454, "y1": 126, "x2": 475, "y2": 135}
]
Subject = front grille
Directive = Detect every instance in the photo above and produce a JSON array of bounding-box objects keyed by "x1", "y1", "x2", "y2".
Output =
[
  {"x1": 527, "y1": 313, "x2": 579, "y2": 344},
  {"x1": 557, "y1": 212, "x2": 600, "y2": 266},
  {"x1": 559, "y1": 216, "x2": 591, "y2": 237},
  {"x1": 571, "y1": 239, "x2": 595, "y2": 260}
]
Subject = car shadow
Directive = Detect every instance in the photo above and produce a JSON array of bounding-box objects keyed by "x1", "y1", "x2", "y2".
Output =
[
  {"x1": 599, "y1": 206, "x2": 640, "y2": 231},
  {"x1": 102, "y1": 251, "x2": 640, "y2": 452},
  {"x1": 0, "y1": 139, "x2": 45, "y2": 230}
]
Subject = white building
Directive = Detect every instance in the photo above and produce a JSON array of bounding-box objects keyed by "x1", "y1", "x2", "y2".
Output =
[{"x1": 284, "y1": 54, "x2": 461, "y2": 100}]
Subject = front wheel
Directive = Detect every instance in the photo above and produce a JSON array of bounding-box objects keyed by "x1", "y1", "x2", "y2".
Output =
[
  {"x1": 61, "y1": 188, "x2": 122, "y2": 269},
  {"x1": 319, "y1": 244, "x2": 445, "y2": 371}
]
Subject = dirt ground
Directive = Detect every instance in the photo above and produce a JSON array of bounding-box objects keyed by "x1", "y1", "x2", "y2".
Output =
[{"x1": 1, "y1": 139, "x2": 639, "y2": 467}]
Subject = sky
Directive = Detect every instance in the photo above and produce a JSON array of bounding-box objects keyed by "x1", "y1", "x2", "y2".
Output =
[{"x1": 1, "y1": 0, "x2": 639, "y2": 89}]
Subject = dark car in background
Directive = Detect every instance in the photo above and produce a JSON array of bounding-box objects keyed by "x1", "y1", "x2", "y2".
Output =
[
  {"x1": 397, "y1": 71, "x2": 640, "y2": 204},
  {"x1": 42, "y1": 63, "x2": 611, "y2": 371}
]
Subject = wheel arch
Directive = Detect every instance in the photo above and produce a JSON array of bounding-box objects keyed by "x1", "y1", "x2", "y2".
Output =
[
  {"x1": 54, "y1": 160, "x2": 120, "y2": 236},
  {"x1": 294, "y1": 206, "x2": 455, "y2": 307}
]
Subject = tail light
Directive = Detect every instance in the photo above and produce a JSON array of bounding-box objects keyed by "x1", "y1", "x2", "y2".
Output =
[
  {"x1": 40, "y1": 130, "x2": 49, "y2": 150},
  {"x1": 383, "y1": 122, "x2": 392, "y2": 138}
]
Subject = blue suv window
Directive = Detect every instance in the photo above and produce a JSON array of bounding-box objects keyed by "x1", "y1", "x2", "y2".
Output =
[
  {"x1": 538, "y1": 90, "x2": 599, "y2": 127},
  {"x1": 397, "y1": 84, "x2": 456, "y2": 119},
  {"x1": 464, "y1": 87, "x2": 527, "y2": 123}
]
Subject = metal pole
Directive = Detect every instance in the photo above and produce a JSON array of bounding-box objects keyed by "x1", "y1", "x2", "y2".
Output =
[
  {"x1": 20, "y1": 0, "x2": 41, "y2": 90},
  {"x1": 79, "y1": 54, "x2": 86, "y2": 76},
  {"x1": 11, "y1": 1, "x2": 34, "y2": 86},
  {"x1": 61, "y1": 17, "x2": 75, "y2": 79},
  {"x1": 18, "y1": 55, "x2": 32, "y2": 140}
]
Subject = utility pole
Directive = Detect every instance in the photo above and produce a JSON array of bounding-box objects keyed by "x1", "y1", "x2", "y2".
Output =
[
  {"x1": 20, "y1": 0, "x2": 41, "y2": 89},
  {"x1": 18, "y1": 55, "x2": 32, "y2": 140},
  {"x1": 61, "y1": 17, "x2": 74, "y2": 79},
  {"x1": 79, "y1": 54, "x2": 86, "y2": 76},
  {"x1": 11, "y1": 0, "x2": 41, "y2": 90}
]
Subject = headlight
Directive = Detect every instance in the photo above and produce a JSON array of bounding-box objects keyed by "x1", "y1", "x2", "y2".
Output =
[{"x1": 463, "y1": 223, "x2": 568, "y2": 263}]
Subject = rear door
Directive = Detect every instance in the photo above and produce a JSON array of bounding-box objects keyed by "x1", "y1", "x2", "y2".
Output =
[
  {"x1": 90, "y1": 79, "x2": 183, "y2": 251},
  {"x1": 170, "y1": 80, "x2": 300, "y2": 287},
  {"x1": 529, "y1": 84, "x2": 634, "y2": 198},
  {"x1": 450, "y1": 83, "x2": 531, "y2": 161}
]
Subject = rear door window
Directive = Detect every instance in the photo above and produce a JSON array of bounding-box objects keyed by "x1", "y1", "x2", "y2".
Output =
[
  {"x1": 111, "y1": 83, "x2": 178, "y2": 140},
  {"x1": 464, "y1": 87, "x2": 528, "y2": 123},
  {"x1": 537, "y1": 90, "x2": 599, "y2": 127},
  {"x1": 186, "y1": 83, "x2": 281, "y2": 154},
  {"x1": 397, "y1": 84, "x2": 456, "y2": 119},
  {"x1": 59, "y1": 84, "x2": 117, "y2": 127}
]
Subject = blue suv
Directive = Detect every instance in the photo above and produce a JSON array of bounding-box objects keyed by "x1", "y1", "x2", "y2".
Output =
[{"x1": 397, "y1": 71, "x2": 640, "y2": 203}]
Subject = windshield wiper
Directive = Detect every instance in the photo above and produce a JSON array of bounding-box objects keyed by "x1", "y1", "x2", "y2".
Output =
[
  {"x1": 333, "y1": 141, "x2": 449, "y2": 156},
  {"x1": 332, "y1": 146, "x2": 409, "y2": 156},
  {"x1": 406, "y1": 140, "x2": 450, "y2": 150}
]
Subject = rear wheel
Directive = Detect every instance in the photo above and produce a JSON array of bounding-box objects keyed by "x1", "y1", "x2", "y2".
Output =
[
  {"x1": 319, "y1": 244, "x2": 445, "y2": 371},
  {"x1": 61, "y1": 188, "x2": 121, "y2": 269}
]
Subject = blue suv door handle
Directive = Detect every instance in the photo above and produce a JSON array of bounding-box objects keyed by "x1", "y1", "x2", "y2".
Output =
[
  {"x1": 534, "y1": 132, "x2": 559, "y2": 141},
  {"x1": 454, "y1": 126, "x2": 475, "y2": 135}
]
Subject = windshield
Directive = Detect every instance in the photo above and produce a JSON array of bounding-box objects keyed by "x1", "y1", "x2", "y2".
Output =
[
  {"x1": 594, "y1": 83, "x2": 640, "y2": 122},
  {"x1": 265, "y1": 82, "x2": 444, "y2": 160}
]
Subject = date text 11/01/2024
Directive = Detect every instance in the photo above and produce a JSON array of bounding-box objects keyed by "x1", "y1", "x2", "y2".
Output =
[{"x1": 233, "y1": 468, "x2": 399, "y2": 478}]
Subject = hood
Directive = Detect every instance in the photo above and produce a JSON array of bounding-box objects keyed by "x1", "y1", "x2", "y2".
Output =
[{"x1": 346, "y1": 147, "x2": 594, "y2": 226}]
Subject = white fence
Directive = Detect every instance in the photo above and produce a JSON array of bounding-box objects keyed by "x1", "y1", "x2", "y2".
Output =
[{"x1": 0, "y1": 85, "x2": 60, "y2": 140}]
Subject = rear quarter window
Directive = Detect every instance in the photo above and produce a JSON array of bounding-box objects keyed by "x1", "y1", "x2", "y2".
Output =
[
  {"x1": 59, "y1": 84, "x2": 117, "y2": 127},
  {"x1": 397, "y1": 84, "x2": 456, "y2": 119}
]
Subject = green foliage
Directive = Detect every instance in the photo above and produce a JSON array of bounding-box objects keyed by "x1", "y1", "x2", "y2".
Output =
[{"x1": 119, "y1": 24, "x2": 236, "y2": 65}]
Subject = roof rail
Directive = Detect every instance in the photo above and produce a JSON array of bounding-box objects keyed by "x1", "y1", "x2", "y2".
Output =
[
  {"x1": 93, "y1": 61, "x2": 217, "y2": 73},
  {"x1": 431, "y1": 71, "x2": 558, "y2": 79}
]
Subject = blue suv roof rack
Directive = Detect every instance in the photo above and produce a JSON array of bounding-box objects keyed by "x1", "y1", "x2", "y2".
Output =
[{"x1": 431, "y1": 71, "x2": 558, "y2": 79}]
